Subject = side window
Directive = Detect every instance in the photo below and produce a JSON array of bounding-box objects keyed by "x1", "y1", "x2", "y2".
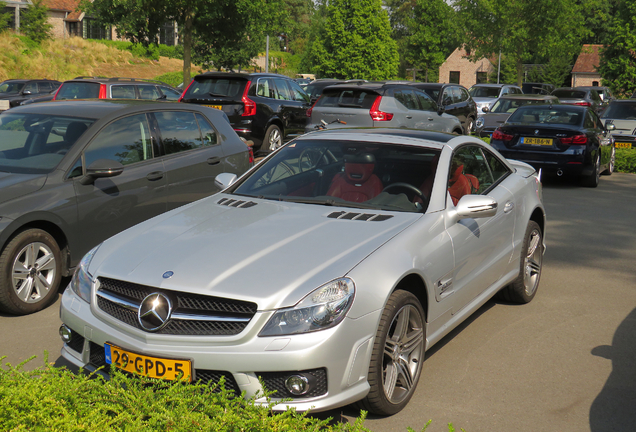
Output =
[
  {"x1": 461, "y1": 88, "x2": 470, "y2": 102},
  {"x1": 23, "y1": 82, "x2": 38, "y2": 94},
  {"x1": 160, "y1": 86, "x2": 182, "y2": 101},
  {"x1": 442, "y1": 88, "x2": 453, "y2": 106},
  {"x1": 288, "y1": 80, "x2": 309, "y2": 103},
  {"x1": 448, "y1": 146, "x2": 508, "y2": 204},
  {"x1": 584, "y1": 111, "x2": 596, "y2": 129},
  {"x1": 111, "y1": 85, "x2": 136, "y2": 99},
  {"x1": 84, "y1": 113, "x2": 153, "y2": 167},
  {"x1": 393, "y1": 90, "x2": 406, "y2": 108},
  {"x1": 451, "y1": 87, "x2": 463, "y2": 103},
  {"x1": 138, "y1": 85, "x2": 162, "y2": 100},
  {"x1": 400, "y1": 89, "x2": 419, "y2": 110},
  {"x1": 38, "y1": 82, "x2": 53, "y2": 93},
  {"x1": 155, "y1": 111, "x2": 203, "y2": 154},
  {"x1": 482, "y1": 148, "x2": 510, "y2": 187},
  {"x1": 273, "y1": 78, "x2": 292, "y2": 100},
  {"x1": 256, "y1": 78, "x2": 277, "y2": 99},
  {"x1": 68, "y1": 157, "x2": 83, "y2": 179},
  {"x1": 195, "y1": 113, "x2": 218, "y2": 146},
  {"x1": 415, "y1": 90, "x2": 436, "y2": 111}
]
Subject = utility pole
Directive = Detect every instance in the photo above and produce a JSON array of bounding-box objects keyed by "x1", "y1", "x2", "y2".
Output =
[{"x1": 265, "y1": 35, "x2": 270, "y2": 73}]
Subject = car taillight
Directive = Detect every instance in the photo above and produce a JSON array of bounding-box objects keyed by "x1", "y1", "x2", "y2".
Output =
[
  {"x1": 178, "y1": 79, "x2": 194, "y2": 102},
  {"x1": 306, "y1": 96, "x2": 320, "y2": 117},
  {"x1": 242, "y1": 81, "x2": 256, "y2": 116},
  {"x1": 99, "y1": 84, "x2": 107, "y2": 99},
  {"x1": 370, "y1": 95, "x2": 394, "y2": 121},
  {"x1": 492, "y1": 128, "x2": 513, "y2": 141},
  {"x1": 574, "y1": 101, "x2": 591, "y2": 107},
  {"x1": 560, "y1": 134, "x2": 588, "y2": 145}
]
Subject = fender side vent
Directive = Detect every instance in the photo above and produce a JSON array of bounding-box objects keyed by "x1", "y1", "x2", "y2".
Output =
[
  {"x1": 327, "y1": 211, "x2": 393, "y2": 221},
  {"x1": 217, "y1": 198, "x2": 257, "y2": 208}
]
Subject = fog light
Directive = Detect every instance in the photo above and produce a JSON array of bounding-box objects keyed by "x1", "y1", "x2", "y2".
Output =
[
  {"x1": 59, "y1": 325, "x2": 72, "y2": 343},
  {"x1": 285, "y1": 375, "x2": 310, "y2": 396}
]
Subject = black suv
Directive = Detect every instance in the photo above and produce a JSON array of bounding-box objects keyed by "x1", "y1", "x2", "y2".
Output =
[
  {"x1": 0, "y1": 79, "x2": 61, "y2": 110},
  {"x1": 409, "y1": 82, "x2": 477, "y2": 134},
  {"x1": 180, "y1": 72, "x2": 310, "y2": 153},
  {"x1": 0, "y1": 100, "x2": 251, "y2": 315},
  {"x1": 53, "y1": 77, "x2": 182, "y2": 102}
]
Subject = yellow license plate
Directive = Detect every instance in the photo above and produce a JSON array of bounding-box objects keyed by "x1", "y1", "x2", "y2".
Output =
[
  {"x1": 204, "y1": 105, "x2": 222, "y2": 110},
  {"x1": 522, "y1": 137, "x2": 553, "y2": 146},
  {"x1": 105, "y1": 343, "x2": 192, "y2": 382},
  {"x1": 616, "y1": 142, "x2": 632, "y2": 149}
]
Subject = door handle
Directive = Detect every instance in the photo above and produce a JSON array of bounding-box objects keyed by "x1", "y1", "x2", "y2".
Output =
[
  {"x1": 207, "y1": 157, "x2": 221, "y2": 165},
  {"x1": 428, "y1": 117, "x2": 434, "y2": 121},
  {"x1": 406, "y1": 115, "x2": 413, "y2": 119},
  {"x1": 504, "y1": 201, "x2": 514, "y2": 213},
  {"x1": 146, "y1": 171, "x2": 164, "y2": 181}
]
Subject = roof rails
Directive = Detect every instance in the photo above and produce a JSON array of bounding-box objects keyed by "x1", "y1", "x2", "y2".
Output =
[{"x1": 72, "y1": 76, "x2": 171, "y2": 86}]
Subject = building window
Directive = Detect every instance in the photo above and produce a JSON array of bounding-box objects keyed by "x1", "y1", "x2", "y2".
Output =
[
  {"x1": 476, "y1": 72, "x2": 487, "y2": 84},
  {"x1": 3, "y1": 6, "x2": 16, "y2": 30},
  {"x1": 449, "y1": 71, "x2": 460, "y2": 84},
  {"x1": 160, "y1": 21, "x2": 177, "y2": 46},
  {"x1": 592, "y1": 80, "x2": 599, "y2": 86},
  {"x1": 68, "y1": 21, "x2": 81, "y2": 37},
  {"x1": 82, "y1": 18, "x2": 111, "y2": 40}
]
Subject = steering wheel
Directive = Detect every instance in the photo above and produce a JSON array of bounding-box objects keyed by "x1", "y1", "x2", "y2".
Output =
[{"x1": 383, "y1": 182, "x2": 426, "y2": 201}]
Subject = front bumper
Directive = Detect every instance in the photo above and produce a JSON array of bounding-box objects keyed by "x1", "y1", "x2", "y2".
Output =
[{"x1": 59, "y1": 287, "x2": 379, "y2": 412}]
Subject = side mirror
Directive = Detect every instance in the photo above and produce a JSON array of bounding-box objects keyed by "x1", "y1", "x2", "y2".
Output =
[
  {"x1": 22, "y1": 90, "x2": 32, "y2": 95},
  {"x1": 437, "y1": 105, "x2": 445, "y2": 115},
  {"x1": 215, "y1": 173, "x2": 238, "y2": 190},
  {"x1": 80, "y1": 159, "x2": 124, "y2": 185},
  {"x1": 606, "y1": 123, "x2": 616, "y2": 131},
  {"x1": 455, "y1": 195, "x2": 498, "y2": 219},
  {"x1": 481, "y1": 106, "x2": 490, "y2": 113}
]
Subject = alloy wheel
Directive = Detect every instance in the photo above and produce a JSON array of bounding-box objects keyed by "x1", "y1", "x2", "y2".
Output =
[
  {"x1": 523, "y1": 228, "x2": 542, "y2": 297},
  {"x1": 12, "y1": 242, "x2": 57, "y2": 303}
]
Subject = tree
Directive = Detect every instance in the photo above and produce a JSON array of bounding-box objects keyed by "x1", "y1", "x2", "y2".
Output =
[
  {"x1": 305, "y1": 0, "x2": 398, "y2": 80},
  {"x1": 453, "y1": 0, "x2": 586, "y2": 86},
  {"x1": 20, "y1": 0, "x2": 53, "y2": 43},
  {"x1": 598, "y1": 1, "x2": 636, "y2": 97},
  {"x1": 579, "y1": 0, "x2": 620, "y2": 45},
  {"x1": 0, "y1": 1, "x2": 12, "y2": 30}
]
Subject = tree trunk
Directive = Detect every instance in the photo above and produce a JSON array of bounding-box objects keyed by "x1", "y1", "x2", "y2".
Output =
[
  {"x1": 516, "y1": 57, "x2": 523, "y2": 87},
  {"x1": 182, "y1": 6, "x2": 194, "y2": 87}
]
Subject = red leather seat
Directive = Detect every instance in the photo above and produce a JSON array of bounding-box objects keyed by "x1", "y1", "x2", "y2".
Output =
[
  {"x1": 327, "y1": 153, "x2": 383, "y2": 203},
  {"x1": 448, "y1": 164, "x2": 472, "y2": 205}
]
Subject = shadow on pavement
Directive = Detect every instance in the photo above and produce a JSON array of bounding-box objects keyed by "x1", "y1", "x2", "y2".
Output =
[{"x1": 589, "y1": 307, "x2": 636, "y2": 431}]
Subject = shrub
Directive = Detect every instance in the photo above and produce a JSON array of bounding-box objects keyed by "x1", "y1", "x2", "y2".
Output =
[
  {"x1": 157, "y1": 44, "x2": 183, "y2": 60},
  {"x1": 153, "y1": 71, "x2": 183, "y2": 88},
  {"x1": 615, "y1": 148, "x2": 636, "y2": 173},
  {"x1": 19, "y1": 0, "x2": 52, "y2": 43}
]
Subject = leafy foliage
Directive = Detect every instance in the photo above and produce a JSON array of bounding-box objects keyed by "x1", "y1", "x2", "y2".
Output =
[
  {"x1": 598, "y1": 1, "x2": 636, "y2": 97},
  {"x1": 20, "y1": 0, "x2": 53, "y2": 43},
  {"x1": 0, "y1": 0, "x2": 12, "y2": 30},
  {"x1": 614, "y1": 148, "x2": 636, "y2": 174},
  {"x1": 304, "y1": 0, "x2": 398, "y2": 80}
]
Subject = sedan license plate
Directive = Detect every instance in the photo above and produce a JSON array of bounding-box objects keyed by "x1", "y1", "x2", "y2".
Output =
[
  {"x1": 105, "y1": 343, "x2": 192, "y2": 382},
  {"x1": 204, "y1": 105, "x2": 222, "y2": 111},
  {"x1": 615, "y1": 142, "x2": 632, "y2": 149},
  {"x1": 0, "y1": 100, "x2": 9, "y2": 110},
  {"x1": 521, "y1": 137, "x2": 553, "y2": 146}
]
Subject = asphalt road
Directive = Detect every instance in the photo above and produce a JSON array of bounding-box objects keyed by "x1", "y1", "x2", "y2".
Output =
[{"x1": 1, "y1": 172, "x2": 635, "y2": 432}]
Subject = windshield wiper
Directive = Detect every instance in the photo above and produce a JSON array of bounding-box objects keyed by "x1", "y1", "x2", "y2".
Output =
[{"x1": 278, "y1": 196, "x2": 384, "y2": 210}]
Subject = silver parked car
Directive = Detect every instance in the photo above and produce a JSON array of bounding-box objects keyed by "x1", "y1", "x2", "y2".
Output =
[
  {"x1": 475, "y1": 94, "x2": 559, "y2": 137},
  {"x1": 59, "y1": 128, "x2": 546, "y2": 415},
  {"x1": 468, "y1": 83, "x2": 523, "y2": 113},
  {"x1": 305, "y1": 83, "x2": 463, "y2": 134},
  {"x1": 601, "y1": 99, "x2": 636, "y2": 149}
]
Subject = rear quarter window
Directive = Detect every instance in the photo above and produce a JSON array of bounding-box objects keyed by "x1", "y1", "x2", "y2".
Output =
[{"x1": 317, "y1": 88, "x2": 378, "y2": 109}]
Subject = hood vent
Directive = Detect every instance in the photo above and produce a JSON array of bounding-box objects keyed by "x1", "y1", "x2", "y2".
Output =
[
  {"x1": 217, "y1": 198, "x2": 257, "y2": 208},
  {"x1": 327, "y1": 211, "x2": 393, "y2": 221}
]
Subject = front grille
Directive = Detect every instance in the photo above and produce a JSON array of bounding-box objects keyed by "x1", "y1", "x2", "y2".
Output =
[
  {"x1": 258, "y1": 368, "x2": 328, "y2": 398},
  {"x1": 87, "y1": 342, "x2": 237, "y2": 393},
  {"x1": 96, "y1": 277, "x2": 257, "y2": 336}
]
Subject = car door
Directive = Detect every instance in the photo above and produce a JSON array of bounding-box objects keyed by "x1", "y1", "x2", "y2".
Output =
[
  {"x1": 443, "y1": 145, "x2": 516, "y2": 313},
  {"x1": 272, "y1": 78, "x2": 306, "y2": 140},
  {"x1": 286, "y1": 80, "x2": 311, "y2": 138},
  {"x1": 73, "y1": 112, "x2": 168, "y2": 255},
  {"x1": 154, "y1": 110, "x2": 227, "y2": 210},
  {"x1": 451, "y1": 86, "x2": 468, "y2": 126},
  {"x1": 414, "y1": 89, "x2": 449, "y2": 131}
]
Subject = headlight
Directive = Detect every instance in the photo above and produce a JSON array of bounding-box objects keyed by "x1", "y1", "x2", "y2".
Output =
[
  {"x1": 69, "y1": 244, "x2": 101, "y2": 303},
  {"x1": 475, "y1": 117, "x2": 484, "y2": 128},
  {"x1": 259, "y1": 278, "x2": 355, "y2": 336}
]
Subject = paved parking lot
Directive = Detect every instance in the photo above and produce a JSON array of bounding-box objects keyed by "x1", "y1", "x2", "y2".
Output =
[{"x1": 1, "y1": 173, "x2": 635, "y2": 432}]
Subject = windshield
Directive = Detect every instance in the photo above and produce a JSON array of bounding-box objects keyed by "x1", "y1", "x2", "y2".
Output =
[
  {"x1": 56, "y1": 82, "x2": 101, "y2": 100},
  {"x1": 0, "y1": 82, "x2": 25, "y2": 94},
  {"x1": 602, "y1": 102, "x2": 636, "y2": 120},
  {"x1": 316, "y1": 88, "x2": 378, "y2": 108},
  {"x1": 0, "y1": 113, "x2": 94, "y2": 174},
  {"x1": 508, "y1": 106, "x2": 583, "y2": 126},
  {"x1": 183, "y1": 77, "x2": 246, "y2": 99},
  {"x1": 231, "y1": 139, "x2": 441, "y2": 213},
  {"x1": 552, "y1": 90, "x2": 586, "y2": 99},
  {"x1": 469, "y1": 86, "x2": 500, "y2": 98},
  {"x1": 490, "y1": 98, "x2": 552, "y2": 114}
]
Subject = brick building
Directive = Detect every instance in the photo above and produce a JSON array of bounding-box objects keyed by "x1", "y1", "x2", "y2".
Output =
[
  {"x1": 571, "y1": 44, "x2": 602, "y2": 87},
  {"x1": 438, "y1": 47, "x2": 495, "y2": 88}
]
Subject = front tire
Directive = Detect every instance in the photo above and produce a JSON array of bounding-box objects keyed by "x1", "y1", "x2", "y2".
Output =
[
  {"x1": 357, "y1": 290, "x2": 425, "y2": 415},
  {"x1": 602, "y1": 147, "x2": 615, "y2": 176},
  {"x1": 264, "y1": 124, "x2": 283, "y2": 152},
  {"x1": 0, "y1": 229, "x2": 62, "y2": 315},
  {"x1": 498, "y1": 221, "x2": 543, "y2": 304}
]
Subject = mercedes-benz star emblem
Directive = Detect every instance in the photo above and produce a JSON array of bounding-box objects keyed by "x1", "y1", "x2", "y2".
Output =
[
  {"x1": 138, "y1": 293, "x2": 172, "y2": 332},
  {"x1": 162, "y1": 271, "x2": 174, "y2": 279}
]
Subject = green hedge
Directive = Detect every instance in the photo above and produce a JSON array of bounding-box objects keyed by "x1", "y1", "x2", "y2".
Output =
[
  {"x1": 87, "y1": 40, "x2": 183, "y2": 61},
  {"x1": 615, "y1": 148, "x2": 636, "y2": 173},
  {"x1": 0, "y1": 355, "x2": 464, "y2": 432}
]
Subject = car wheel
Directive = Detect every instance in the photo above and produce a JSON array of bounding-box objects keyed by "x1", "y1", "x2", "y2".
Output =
[
  {"x1": 0, "y1": 229, "x2": 62, "y2": 315},
  {"x1": 465, "y1": 117, "x2": 475, "y2": 135},
  {"x1": 264, "y1": 124, "x2": 283, "y2": 152},
  {"x1": 357, "y1": 290, "x2": 425, "y2": 415},
  {"x1": 581, "y1": 153, "x2": 600, "y2": 187},
  {"x1": 602, "y1": 147, "x2": 615, "y2": 176},
  {"x1": 497, "y1": 221, "x2": 543, "y2": 304}
]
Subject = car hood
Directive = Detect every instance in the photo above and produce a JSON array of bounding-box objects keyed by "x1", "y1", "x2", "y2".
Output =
[
  {"x1": 606, "y1": 119, "x2": 636, "y2": 136},
  {"x1": 472, "y1": 97, "x2": 496, "y2": 104},
  {"x1": 0, "y1": 171, "x2": 47, "y2": 205},
  {"x1": 90, "y1": 194, "x2": 421, "y2": 310}
]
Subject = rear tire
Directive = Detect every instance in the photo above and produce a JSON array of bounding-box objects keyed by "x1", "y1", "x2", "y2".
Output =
[
  {"x1": 465, "y1": 117, "x2": 475, "y2": 135},
  {"x1": 356, "y1": 290, "x2": 425, "y2": 415},
  {"x1": 497, "y1": 221, "x2": 543, "y2": 304},
  {"x1": 264, "y1": 124, "x2": 283, "y2": 153},
  {"x1": 0, "y1": 229, "x2": 62, "y2": 315},
  {"x1": 602, "y1": 147, "x2": 615, "y2": 176},
  {"x1": 581, "y1": 153, "x2": 600, "y2": 187}
]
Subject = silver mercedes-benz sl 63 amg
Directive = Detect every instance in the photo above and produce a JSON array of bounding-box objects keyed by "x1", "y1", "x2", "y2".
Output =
[{"x1": 59, "y1": 128, "x2": 546, "y2": 416}]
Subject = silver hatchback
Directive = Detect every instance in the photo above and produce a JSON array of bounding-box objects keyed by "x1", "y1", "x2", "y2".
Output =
[{"x1": 306, "y1": 83, "x2": 462, "y2": 134}]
